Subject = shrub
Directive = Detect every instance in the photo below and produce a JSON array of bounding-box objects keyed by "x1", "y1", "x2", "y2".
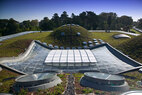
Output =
[{"x1": 82, "y1": 88, "x2": 93, "y2": 94}]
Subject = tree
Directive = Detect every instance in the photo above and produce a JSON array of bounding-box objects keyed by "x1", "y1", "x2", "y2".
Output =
[
  {"x1": 98, "y1": 12, "x2": 117, "y2": 30},
  {"x1": 31, "y1": 19, "x2": 38, "y2": 26},
  {"x1": 22, "y1": 20, "x2": 31, "y2": 31},
  {"x1": 117, "y1": 16, "x2": 133, "y2": 31},
  {"x1": 30, "y1": 19, "x2": 39, "y2": 30},
  {"x1": 0, "y1": 19, "x2": 9, "y2": 36},
  {"x1": 86, "y1": 11, "x2": 98, "y2": 29},
  {"x1": 0, "y1": 11, "x2": 136, "y2": 36},
  {"x1": 60, "y1": 11, "x2": 70, "y2": 25},
  {"x1": 39, "y1": 17, "x2": 54, "y2": 30},
  {"x1": 51, "y1": 13, "x2": 60, "y2": 27},
  {"x1": 71, "y1": 13, "x2": 81, "y2": 25},
  {"x1": 2, "y1": 18, "x2": 19, "y2": 36},
  {"x1": 137, "y1": 18, "x2": 142, "y2": 29}
]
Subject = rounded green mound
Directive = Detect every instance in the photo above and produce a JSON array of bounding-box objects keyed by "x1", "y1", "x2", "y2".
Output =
[
  {"x1": 50, "y1": 24, "x2": 91, "y2": 47},
  {"x1": 118, "y1": 35, "x2": 142, "y2": 63}
]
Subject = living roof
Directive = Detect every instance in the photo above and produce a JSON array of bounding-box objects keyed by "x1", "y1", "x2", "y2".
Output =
[{"x1": 1, "y1": 41, "x2": 141, "y2": 74}]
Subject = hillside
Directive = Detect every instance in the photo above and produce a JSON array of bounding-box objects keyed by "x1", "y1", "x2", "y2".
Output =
[
  {"x1": 50, "y1": 25, "x2": 92, "y2": 47},
  {"x1": 0, "y1": 39, "x2": 32, "y2": 57},
  {"x1": 117, "y1": 35, "x2": 142, "y2": 63}
]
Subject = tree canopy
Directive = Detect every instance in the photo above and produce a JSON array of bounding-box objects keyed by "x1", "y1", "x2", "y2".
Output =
[
  {"x1": 137, "y1": 18, "x2": 142, "y2": 29},
  {"x1": 0, "y1": 11, "x2": 140, "y2": 36}
]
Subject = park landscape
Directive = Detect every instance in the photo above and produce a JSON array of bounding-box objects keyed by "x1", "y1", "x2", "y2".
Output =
[{"x1": 0, "y1": 0, "x2": 142, "y2": 95}]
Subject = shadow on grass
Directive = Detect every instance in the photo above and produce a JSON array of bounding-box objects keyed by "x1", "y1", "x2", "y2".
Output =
[
  {"x1": 2, "y1": 77, "x2": 17, "y2": 82},
  {"x1": 121, "y1": 75, "x2": 136, "y2": 79}
]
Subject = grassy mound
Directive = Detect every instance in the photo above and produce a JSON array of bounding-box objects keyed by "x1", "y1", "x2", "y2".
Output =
[
  {"x1": 50, "y1": 25, "x2": 92, "y2": 47},
  {"x1": 0, "y1": 39, "x2": 32, "y2": 57},
  {"x1": 117, "y1": 35, "x2": 142, "y2": 63}
]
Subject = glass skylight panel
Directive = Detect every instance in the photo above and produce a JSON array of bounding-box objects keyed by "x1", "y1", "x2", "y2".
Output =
[
  {"x1": 67, "y1": 56, "x2": 74, "y2": 63},
  {"x1": 74, "y1": 50, "x2": 80, "y2": 56},
  {"x1": 60, "y1": 57, "x2": 67, "y2": 62},
  {"x1": 52, "y1": 57, "x2": 60, "y2": 63},
  {"x1": 49, "y1": 50, "x2": 56, "y2": 55},
  {"x1": 45, "y1": 49, "x2": 97, "y2": 63},
  {"x1": 82, "y1": 56, "x2": 89, "y2": 62},
  {"x1": 68, "y1": 50, "x2": 74, "y2": 56},
  {"x1": 47, "y1": 54, "x2": 54, "y2": 57},
  {"x1": 61, "y1": 50, "x2": 68, "y2": 55},
  {"x1": 45, "y1": 57, "x2": 53, "y2": 63},
  {"x1": 54, "y1": 50, "x2": 62, "y2": 56},
  {"x1": 80, "y1": 50, "x2": 87, "y2": 56},
  {"x1": 89, "y1": 56, "x2": 97, "y2": 62},
  {"x1": 85, "y1": 50, "x2": 94, "y2": 56},
  {"x1": 75, "y1": 57, "x2": 82, "y2": 63}
]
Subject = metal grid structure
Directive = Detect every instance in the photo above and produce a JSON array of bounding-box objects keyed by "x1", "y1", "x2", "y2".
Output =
[
  {"x1": 2, "y1": 42, "x2": 141, "y2": 74},
  {"x1": 44, "y1": 50, "x2": 97, "y2": 67}
]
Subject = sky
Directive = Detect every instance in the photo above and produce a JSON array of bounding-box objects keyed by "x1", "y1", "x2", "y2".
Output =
[{"x1": 0, "y1": 0, "x2": 142, "y2": 22}]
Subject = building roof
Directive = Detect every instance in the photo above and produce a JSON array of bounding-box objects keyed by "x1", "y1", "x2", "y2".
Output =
[{"x1": 2, "y1": 41, "x2": 142, "y2": 74}]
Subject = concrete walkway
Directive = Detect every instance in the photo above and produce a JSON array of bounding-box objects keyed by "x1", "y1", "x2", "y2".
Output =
[
  {"x1": 133, "y1": 27, "x2": 142, "y2": 33},
  {"x1": 64, "y1": 74, "x2": 75, "y2": 95},
  {"x1": 89, "y1": 30, "x2": 140, "y2": 36},
  {"x1": 0, "y1": 31, "x2": 52, "y2": 42}
]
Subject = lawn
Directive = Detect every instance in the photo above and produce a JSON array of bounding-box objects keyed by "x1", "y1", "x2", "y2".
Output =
[
  {"x1": 0, "y1": 32, "x2": 52, "y2": 57},
  {"x1": 122, "y1": 71, "x2": 142, "y2": 90},
  {"x1": 0, "y1": 68, "x2": 19, "y2": 93},
  {"x1": 0, "y1": 31, "x2": 135, "y2": 57},
  {"x1": 130, "y1": 28, "x2": 141, "y2": 34},
  {"x1": 91, "y1": 32, "x2": 134, "y2": 47}
]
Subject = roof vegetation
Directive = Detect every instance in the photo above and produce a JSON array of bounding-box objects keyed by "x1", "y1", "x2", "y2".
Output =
[
  {"x1": 117, "y1": 35, "x2": 142, "y2": 63},
  {"x1": 50, "y1": 25, "x2": 92, "y2": 47}
]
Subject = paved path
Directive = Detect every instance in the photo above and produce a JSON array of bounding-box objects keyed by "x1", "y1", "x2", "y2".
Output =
[
  {"x1": 64, "y1": 74, "x2": 75, "y2": 95},
  {"x1": 89, "y1": 30, "x2": 140, "y2": 36},
  {"x1": 133, "y1": 27, "x2": 142, "y2": 33},
  {"x1": 0, "y1": 31, "x2": 52, "y2": 42}
]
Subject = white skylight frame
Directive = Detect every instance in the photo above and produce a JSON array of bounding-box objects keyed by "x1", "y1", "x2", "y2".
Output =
[{"x1": 45, "y1": 49, "x2": 97, "y2": 64}]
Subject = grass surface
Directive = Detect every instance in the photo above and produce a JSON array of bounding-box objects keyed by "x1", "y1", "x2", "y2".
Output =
[
  {"x1": 0, "y1": 39, "x2": 32, "y2": 57},
  {"x1": 0, "y1": 32, "x2": 51, "y2": 57},
  {"x1": 50, "y1": 25, "x2": 92, "y2": 47},
  {"x1": 0, "y1": 31, "x2": 141, "y2": 64},
  {"x1": 0, "y1": 31, "x2": 134, "y2": 57},
  {"x1": 0, "y1": 68, "x2": 19, "y2": 93},
  {"x1": 117, "y1": 35, "x2": 142, "y2": 63},
  {"x1": 130, "y1": 28, "x2": 141, "y2": 34},
  {"x1": 122, "y1": 71, "x2": 142, "y2": 90},
  {"x1": 91, "y1": 32, "x2": 134, "y2": 47}
]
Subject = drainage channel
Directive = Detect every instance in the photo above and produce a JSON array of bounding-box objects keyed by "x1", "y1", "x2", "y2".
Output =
[{"x1": 64, "y1": 74, "x2": 75, "y2": 95}]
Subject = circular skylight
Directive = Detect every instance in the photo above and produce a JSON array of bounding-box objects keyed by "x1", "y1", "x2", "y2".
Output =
[
  {"x1": 16, "y1": 73, "x2": 56, "y2": 82},
  {"x1": 114, "y1": 34, "x2": 131, "y2": 39},
  {"x1": 85, "y1": 72, "x2": 124, "y2": 81}
]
